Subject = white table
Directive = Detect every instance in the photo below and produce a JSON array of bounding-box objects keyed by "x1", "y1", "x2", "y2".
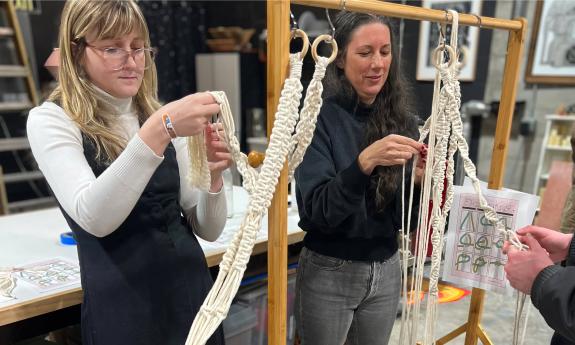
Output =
[{"x1": 0, "y1": 187, "x2": 303, "y2": 326}]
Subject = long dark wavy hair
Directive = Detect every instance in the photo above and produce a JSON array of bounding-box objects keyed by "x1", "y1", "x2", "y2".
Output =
[{"x1": 325, "y1": 11, "x2": 418, "y2": 212}]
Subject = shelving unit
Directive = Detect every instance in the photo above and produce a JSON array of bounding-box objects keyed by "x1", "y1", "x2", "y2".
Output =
[
  {"x1": 533, "y1": 114, "x2": 575, "y2": 197},
  {"x1": 0, "y1": 1, "x2": 48, "y2": 213}
]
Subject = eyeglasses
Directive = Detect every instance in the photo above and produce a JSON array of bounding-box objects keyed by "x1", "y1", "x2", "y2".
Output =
[{"x1": 85, "y1": 43, "x2": 157, "y2": 71}]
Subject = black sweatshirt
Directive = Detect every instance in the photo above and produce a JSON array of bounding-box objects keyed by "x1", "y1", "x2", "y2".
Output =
[
  {"x1": 531, "y1": 236, "x2": 575, "y2": 342},
  {"x1": 295, "y1": 96, "x2": 420, "y2": 262}
]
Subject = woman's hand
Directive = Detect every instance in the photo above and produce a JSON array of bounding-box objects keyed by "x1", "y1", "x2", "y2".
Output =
[
  {"x1": 414, "y1": 156, "x2": 426, "y2": 185},
  {"x1": 205, "y1": 123, "x2": 232, "y2": 192},
  {"x1": 505, "y1": 225, "x2": 573, "y2": 263},
  {"x1": 358, "y1": 134, "x2": 423, "y2": 175},
  {"x1": 414, "y1": 144, "x2": 427, "y2": 185},
  {"x1": 158, "y1": 92, "x2": 220, "y2": 137},
  {"x1": 503, "y1": 235, "x2": 554, "y2": 294},
  {"x1": 139, "y1": 92, "x2": 220, "y2": 156}
]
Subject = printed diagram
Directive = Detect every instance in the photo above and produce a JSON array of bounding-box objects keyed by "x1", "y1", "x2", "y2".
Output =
[
  {"x1": 16, "y1": 259, "x2": 80, "y2": 291},
  {"x1": 442, "y1": 183, "x2": 538, "y2": 294},
  {"x1": 452, "y1": 201, "x2": 514, "y2": 288}
]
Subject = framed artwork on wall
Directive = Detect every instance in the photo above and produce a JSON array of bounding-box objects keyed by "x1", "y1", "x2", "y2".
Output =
[
  {"x1": 525, "y1": 0, "x2": 575, "y2": 85},
  {"x1": 416, "y1": 0, "x2": 482, "y2": 82}
]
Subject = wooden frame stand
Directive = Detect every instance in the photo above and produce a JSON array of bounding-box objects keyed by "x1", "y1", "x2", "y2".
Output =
[{"x1": 266, "y1": 1, "x2": 527, "y2": 344}]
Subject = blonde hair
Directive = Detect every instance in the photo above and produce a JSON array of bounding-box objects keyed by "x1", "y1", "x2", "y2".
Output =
[{"x1": 48, "y1": 0, "x2": 161, "y2": 162}]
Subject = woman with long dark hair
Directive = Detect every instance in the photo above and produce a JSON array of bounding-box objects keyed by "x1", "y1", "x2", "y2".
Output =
[{"x1": 294, "y1": 11, "x2": 424, "y2": 344}]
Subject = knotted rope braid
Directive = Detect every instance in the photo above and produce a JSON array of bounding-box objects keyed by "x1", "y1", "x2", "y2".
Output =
[
  {"x1": 399, "y1": 10, "x2": 527, "y2": 345},
  {"x1": 286, "y1": 34, "x2": 333, "y2": 181},
  {"x1": 184, "y1": 31, "x2": 337, "y2": 345}
]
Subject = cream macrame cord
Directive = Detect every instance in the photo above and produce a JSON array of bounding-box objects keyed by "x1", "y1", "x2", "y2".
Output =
[
  {"x1": 187, "y1": 133, "x2": 211, "y2": 192},
  {"x1": 398, "y1": 10, "x2": 528, "y2": 345},
  {"x1": 184, "y1": 31, "x2": 337, "y2": 345}
]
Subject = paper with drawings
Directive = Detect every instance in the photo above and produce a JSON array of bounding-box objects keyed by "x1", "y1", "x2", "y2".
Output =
[
  {"x1": 442, "y1": 179, "x2": 539, "y2": 294},
  {"x1": 15, "y1": 258, "x2": 80, "y2": 292}
]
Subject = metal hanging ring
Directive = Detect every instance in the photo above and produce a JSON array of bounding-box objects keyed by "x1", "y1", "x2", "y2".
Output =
[
  {"x1": 471, "y1": 13, "x2": 482, "y2": 29},
  {"x1": 325, "y1": 8, "x2": 336, "y2": 42},
  {"x1": 444, "y1": 9, "x2": 450, "y2": 24},
  {"x1": 290, "y1": 11, "x2": 298, "y2": 30}
]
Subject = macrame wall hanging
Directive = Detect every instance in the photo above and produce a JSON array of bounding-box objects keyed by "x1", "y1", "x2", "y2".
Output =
[
  {"x1": 398, "y1": 10, "x2": 528, "y2": 345},
  {"x1": 184, "y1": 29, "x2": 338, "y2": 345}
]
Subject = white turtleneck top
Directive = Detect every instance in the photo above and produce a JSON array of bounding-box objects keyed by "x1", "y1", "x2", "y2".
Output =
[{"x1": 26, "y1": 91, "x2": 226, "y2": 240}]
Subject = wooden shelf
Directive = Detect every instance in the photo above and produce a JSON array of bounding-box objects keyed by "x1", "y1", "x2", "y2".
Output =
[
  {"x1": 534, "y1": 116, "x2": 575, "y2": 194},
  {"x1": 247, "y1": 136, "x2": 268, "y2": 145},
  {"x1": 546, "y1": 145, "x2": 572, "y2": 152},
  {"x1": 0, "y1": 65, "x2": 28, "y2": 77},
  {"x1": 544, "y1": 114, "x2": 575, "y2": 121},
  {"x1": 8, "y1": 196, "x2": 56, "y2": 212},
  {"x1": 0, "y1": 137, "x2": 29, "y2": 151},
  {"x1": 0, "y1": 27, "x2": 14, "y2": 37},
  {"x1": 4, "y1": 170, "x2": 44, "y2": 183},
  {"x1": 0, "y1": 101, "x2": 33, "y2": 112}
]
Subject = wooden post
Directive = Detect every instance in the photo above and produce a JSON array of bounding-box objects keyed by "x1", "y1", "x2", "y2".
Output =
[
  {"x1": 462, "y1": 18, "x2": 528, "y2": 345},
  {"x1": 267, "y1": 1, "x2": 290, "y2": 345}
]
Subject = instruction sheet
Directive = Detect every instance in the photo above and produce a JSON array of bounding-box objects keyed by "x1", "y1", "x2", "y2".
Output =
[{"x1": 443, "y1": 179, "x2": 539, "y2": 294}]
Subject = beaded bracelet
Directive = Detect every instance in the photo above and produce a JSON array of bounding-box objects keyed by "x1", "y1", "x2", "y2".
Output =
[{"x1": 162, "y1": 113, "x2": 178, "y2": 139}]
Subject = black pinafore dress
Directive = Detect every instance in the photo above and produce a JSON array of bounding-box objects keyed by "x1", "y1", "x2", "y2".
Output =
[{"x1": 58, "y1": 137, "x2": 224, "y2": 345}]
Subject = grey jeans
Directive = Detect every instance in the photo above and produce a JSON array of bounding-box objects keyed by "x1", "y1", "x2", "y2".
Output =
[{"x1": 294, "y1": 247, "x2": 401, "y2": 345}]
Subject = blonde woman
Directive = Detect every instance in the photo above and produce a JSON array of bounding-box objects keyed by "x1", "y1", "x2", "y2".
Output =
[{"x1": 26, "y1": 1, "x2": 229, "y2": 344}]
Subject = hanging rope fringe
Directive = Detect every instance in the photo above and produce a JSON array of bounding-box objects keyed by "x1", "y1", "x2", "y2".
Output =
[
  {"x1": 187, "y1": 133, "x2": 212, "y2": 191},
  {"x1": 399, "y1": 10, "x2": 528, "y2": 345},
  {"x1": 184, "y1": 31, "x2": 337, "y2": 345}
]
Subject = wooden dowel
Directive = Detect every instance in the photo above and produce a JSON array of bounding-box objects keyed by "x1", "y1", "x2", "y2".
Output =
[
  {"x1": 267, "y1": 1, "x2": 290, "y2": 345},
  {"x1": 487, "y1": 18, "x2": 528, "y2": 190},
  {"x1": 291, "y1": 0, "x2": 523, "y2": 31}
]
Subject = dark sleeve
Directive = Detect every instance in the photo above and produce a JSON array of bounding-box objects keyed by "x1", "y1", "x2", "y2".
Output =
[
  {"x1": 295, "y1": 113, "x2": 370, "y2": 230},
  {"x1": 566, "y1": 235, "x2": 575, "y2": 266},
  {"x1": 531, "y1": 264, "x2": 575, "y2": 342},
  {"x1": 407, "y1": 181, "x2": 421, "y2": 232}
]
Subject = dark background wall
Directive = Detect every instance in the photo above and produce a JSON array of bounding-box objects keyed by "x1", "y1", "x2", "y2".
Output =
[
  {"x1": 28, "y1": 0, "x2": 63, "y2": 93},
  {"x1": 197, "y1": 0, "x2": 495, "y2": 121},
  {"x1": 27, "y1": 0, "x2": 494, "y2": 118},
  {"x1": 13, "y1": 0, "x2": 494, "y2": 205}
]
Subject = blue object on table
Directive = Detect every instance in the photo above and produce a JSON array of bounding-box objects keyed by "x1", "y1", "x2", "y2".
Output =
[{"x1": 60, "y1": 231, "x2": 77, "y2": 245}]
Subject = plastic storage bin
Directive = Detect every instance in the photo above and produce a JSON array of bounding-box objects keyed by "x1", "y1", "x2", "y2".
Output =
[
  {"x1": 223, "y1": 303, "x2": 258, "y2": 345},
  {"x1": 235, "y1": 274, "x2": 296, "y2": 345}
]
